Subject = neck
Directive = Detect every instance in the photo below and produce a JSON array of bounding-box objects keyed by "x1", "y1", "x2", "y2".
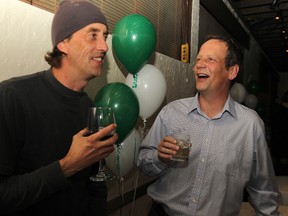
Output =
[
  {"x1": 198, "y1": 92, "x2": 228, "y2": 118},
  {"x1": 52, "y1": 67, "x2": 88, "y2": 92}
]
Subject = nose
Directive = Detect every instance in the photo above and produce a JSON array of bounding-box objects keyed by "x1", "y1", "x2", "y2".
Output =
[
  {"x1": 194, "y1": 59, "x2": 206, "y2": 69},
  {"x1": 97, "y1": 37, "x2": 108, "y2": 53}
]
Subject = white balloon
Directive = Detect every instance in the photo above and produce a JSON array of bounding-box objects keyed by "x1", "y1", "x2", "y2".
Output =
[
  {"x1": 125, "y1": 64, "x2": 167, "y2": 120},
  {"x1": 244, "y1": 94, "x2": 258, "y2": 109},
  {"x1": 230, "y1": 82, "x2": 246, "y2": 103},
  {"x1": 105, "y1": 128, "x2": 141, "y2": 178}
]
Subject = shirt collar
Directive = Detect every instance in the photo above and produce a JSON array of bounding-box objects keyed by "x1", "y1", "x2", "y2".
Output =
[
  {"x1": 188, "y1": 93, "x2": 237, "y2": 119},
  {"x1": 224, "y1": 95, "x2": 237, "y2": 119},
  {"x1": 188, "y1": 93, "x2": 199, "y2": 114}
]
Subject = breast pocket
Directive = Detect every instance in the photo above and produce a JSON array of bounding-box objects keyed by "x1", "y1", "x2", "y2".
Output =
[{"x1": 215, "y1": 138, "x2": 241, "y2": 178}]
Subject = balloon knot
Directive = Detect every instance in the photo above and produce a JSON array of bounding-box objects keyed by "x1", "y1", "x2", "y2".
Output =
[{"x1": 132, "y1": 73, "x2": 138, "y2": 88}]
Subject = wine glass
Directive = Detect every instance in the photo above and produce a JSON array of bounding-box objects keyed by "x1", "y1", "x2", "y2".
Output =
[{"x1": 86, "y1": 107, "x2": 116, "y2": 182}]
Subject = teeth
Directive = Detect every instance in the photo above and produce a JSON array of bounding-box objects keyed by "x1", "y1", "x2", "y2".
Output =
[
  {"x1": 198, "y1": 73, "x2": 209, "y2": 78},
  {"x1": 93, "y1": 57, "x2": 102, "y2": 61}
]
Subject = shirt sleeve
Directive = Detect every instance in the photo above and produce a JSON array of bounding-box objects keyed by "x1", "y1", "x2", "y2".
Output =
[
  {"x1": 137, "y1": 108, "x2": 169, "y2": 176},
  {"x1": 246, "y1": 118, "x2": 281, "y2": 216},
  {"x1": 0, "y1": 161, "x2": 70, "y2": 214},
  {"x1": 0, "y1": 82, "x2": 70, "y2": 214}
]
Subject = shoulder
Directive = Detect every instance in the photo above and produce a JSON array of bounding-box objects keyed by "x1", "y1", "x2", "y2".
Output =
[
  {"x1": 163, "y1": 97, "x2": 194, "y2": 111},
  {"x1": 232, "y1": 100, "x2": 264, "y2": 128},
  {"x1": 159, "y1": 97, "x2": 195, "y2": 119},
  {"x1": 0, "y1": 71, "x2": 45, "y2": 87},
  {"x1": 0, "y1": 71, "x2": 46, "y2": 93}
]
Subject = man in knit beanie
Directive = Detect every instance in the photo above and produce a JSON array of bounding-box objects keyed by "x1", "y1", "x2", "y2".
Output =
[
  {"x1": 51, "y1": 0, "x2": 108, "y2": 47},
  {"x1": 0, "y1": 1, "x2": 117, "y2": 216}
]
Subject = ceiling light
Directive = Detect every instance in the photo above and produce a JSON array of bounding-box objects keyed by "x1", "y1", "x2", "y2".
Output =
[{"x1": 275, "y1": 10, "x2": 282, "y2": 20}]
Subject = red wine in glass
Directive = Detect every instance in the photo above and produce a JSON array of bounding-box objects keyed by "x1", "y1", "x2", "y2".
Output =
[{"x1": 87, "y1": 107, "x2": 116, "y2": 182}]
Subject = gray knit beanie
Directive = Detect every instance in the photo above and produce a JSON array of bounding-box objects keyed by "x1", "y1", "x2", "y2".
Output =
[{"x1": 51, "y1": 0, "x2": 107, "y2": 47}]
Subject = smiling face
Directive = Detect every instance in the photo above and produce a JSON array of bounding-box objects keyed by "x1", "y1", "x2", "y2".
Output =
[
  {"x1": 193, "y1": 39, "x2": 238, "y2": 97},
  {"x1": 57, "y1": 23, "x2": 109, "y2": 79}
]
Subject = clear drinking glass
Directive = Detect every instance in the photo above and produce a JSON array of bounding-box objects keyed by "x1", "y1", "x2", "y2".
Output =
[{"x1": 86, "y1": 107, "x2": 116, "y2": 181}]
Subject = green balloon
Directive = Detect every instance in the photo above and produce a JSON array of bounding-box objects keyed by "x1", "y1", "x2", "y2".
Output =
[
  {"x1": 247, "y1": 80, "x2": 261, "y2": 95},
  {"x1": 112, "y1": 14, "x2": 156, "y2": 75},
  {"x1": 255, "y1": 103, "x2": 267, "y2": 118},
  {"x1": 94, "y1": 82, "x2": 139, "y2": 145}
]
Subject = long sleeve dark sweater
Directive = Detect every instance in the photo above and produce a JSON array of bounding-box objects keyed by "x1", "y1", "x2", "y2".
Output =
[{"x1": 0, "y1": 69, "x2": 106, "y2": 215}]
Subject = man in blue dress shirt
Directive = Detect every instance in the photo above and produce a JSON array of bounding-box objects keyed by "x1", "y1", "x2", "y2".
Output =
[{"x1": 138, "y1": 35, "x2": 281, "y2": 216}]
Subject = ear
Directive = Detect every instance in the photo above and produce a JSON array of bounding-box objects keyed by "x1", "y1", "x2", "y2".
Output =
[
  {"x1": 56, "y1": 41, "x2": 68, "y2": 55},
  {"x1": 228, "y1": 64, "x2": 239, "y2": 81}
]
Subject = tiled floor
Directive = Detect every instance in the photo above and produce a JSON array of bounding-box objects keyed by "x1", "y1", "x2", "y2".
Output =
[{"x1": 240, "y1": 202, "x2": 288, "y2": 216}]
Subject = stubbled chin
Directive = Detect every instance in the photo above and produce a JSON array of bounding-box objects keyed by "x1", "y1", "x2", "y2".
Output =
[
  {"x1": 196, "y1": 78, "x2": 209, "y2": 84},
  {"x1": 196, "y1": 81, "x2": 207, "y2": 91}
]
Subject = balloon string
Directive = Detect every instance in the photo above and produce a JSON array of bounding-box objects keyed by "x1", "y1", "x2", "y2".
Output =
[
  {"x1": 130, "y1": 170, "x2": 139, "y2": 216},
  {"x1": 116, "y1": 144, "x2": 122, "y2": 181},
  {"x1": 132, "y1": 73, "x2": 138, "y2": 88},
  {"x1": 133, "y1": 134, "x2": 137, "y2": 164},
  {"x1": 116, "y1": 145, "x2": 124, "y2": 215},
  {"x1": 141, "y1": 118, "x2": 147, "y2": 141},
  {"x1": 118, "y1": 177, "x2": 124, "y2": 216}
]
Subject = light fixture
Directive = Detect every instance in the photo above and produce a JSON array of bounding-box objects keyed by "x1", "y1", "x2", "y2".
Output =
[{"x1": 275, "y1": 10, "x2": 282, "y2": 20}]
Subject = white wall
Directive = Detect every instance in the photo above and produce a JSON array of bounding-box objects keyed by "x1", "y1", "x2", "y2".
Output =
[{"x1": 0, "y1": 0, "x2": 52, "y2": 80}]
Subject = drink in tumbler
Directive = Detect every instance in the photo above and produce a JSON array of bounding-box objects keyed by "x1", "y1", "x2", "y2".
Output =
[{"x1": 170, "y1": 133, "x2": 191, "y2": 162}]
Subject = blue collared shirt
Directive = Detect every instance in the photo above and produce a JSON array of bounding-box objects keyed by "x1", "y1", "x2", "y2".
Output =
[{"x1": 138, "y1": 94, "x2": 281, "y2": 216}]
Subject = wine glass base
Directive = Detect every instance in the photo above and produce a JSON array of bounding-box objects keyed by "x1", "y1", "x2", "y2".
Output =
[{"x1": 90, "y1": 171, "x2": 114, "y2": 182}]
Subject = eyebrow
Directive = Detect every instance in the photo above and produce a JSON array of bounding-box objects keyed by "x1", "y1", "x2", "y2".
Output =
[{"x1": 87, "y1": 27, "x2": 109, "y2": 35}]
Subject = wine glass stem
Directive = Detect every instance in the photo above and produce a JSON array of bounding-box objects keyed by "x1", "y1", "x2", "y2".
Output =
[{"x1": 98, "y1": 159, "x2": 105, "y2": 171}]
